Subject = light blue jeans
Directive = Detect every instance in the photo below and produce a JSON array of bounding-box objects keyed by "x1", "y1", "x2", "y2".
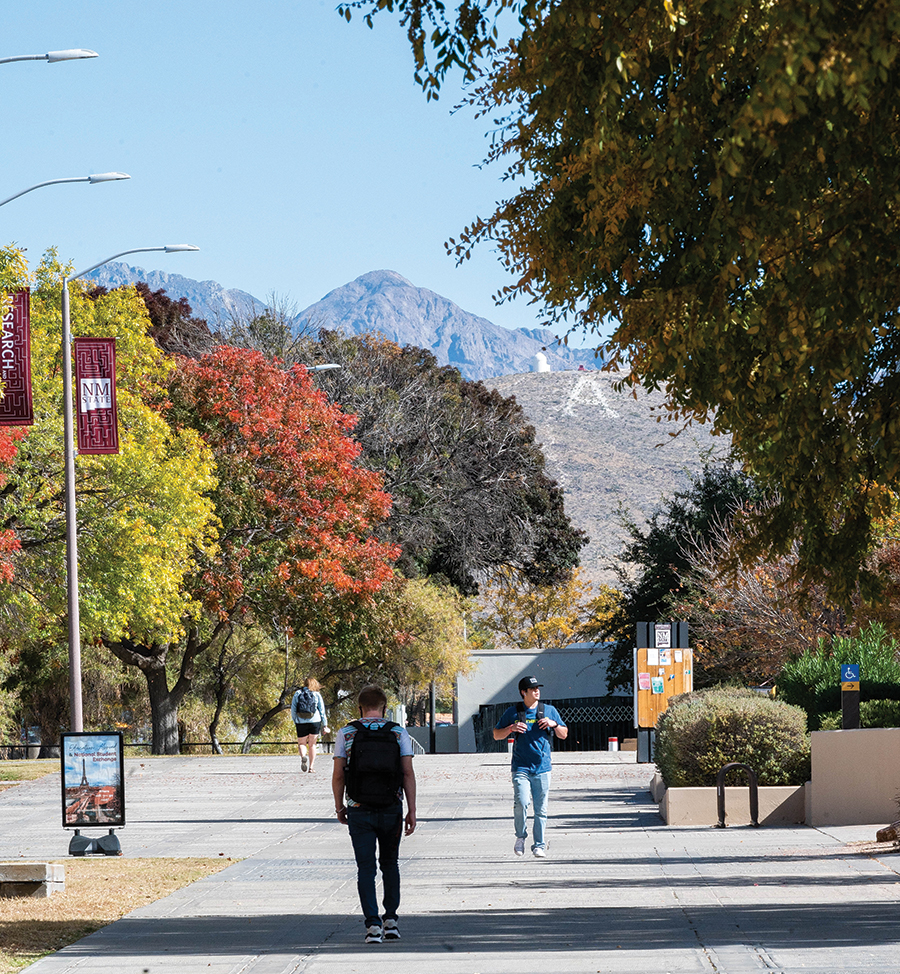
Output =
[{"x1": 513, "y1": 769, "x2": 551, "y2": 850}]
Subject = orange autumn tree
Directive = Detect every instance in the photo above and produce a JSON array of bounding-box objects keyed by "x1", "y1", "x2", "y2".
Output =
[{"x1": 105, "y1": 346, "x2": 398, "y2": 753}]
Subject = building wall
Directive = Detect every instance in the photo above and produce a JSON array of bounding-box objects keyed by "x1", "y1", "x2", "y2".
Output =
[{"x1": 456, "y1": 643, "x2": 628, "y2": 752}]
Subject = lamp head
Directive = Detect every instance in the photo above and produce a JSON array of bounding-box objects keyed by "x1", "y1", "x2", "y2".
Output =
[
  {"x1": 163, "y1": 245, "x2": 200, "y2": 253},
  {"x1": 87, "y1": 172, "x2": 130, "y2": 184},
  {"x1": 45, "y1": 49, "x2": 98, "y2": 62}
]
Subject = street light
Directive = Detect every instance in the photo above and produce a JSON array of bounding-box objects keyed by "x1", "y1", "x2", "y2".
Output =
[
  {"x1": 0, "y1": 49, "x2": 98, "y2": 65},
  {"x1": 0, "y1": 173, "x2": 130, "y2": 209},
  {"x1": 62, "y1": 244, "x2": 200, "y2": 731}
]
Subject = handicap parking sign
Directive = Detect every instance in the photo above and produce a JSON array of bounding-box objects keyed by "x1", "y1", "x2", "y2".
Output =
[{"x1": 841, "y1": 664, "x2": 860, "y2": 683}]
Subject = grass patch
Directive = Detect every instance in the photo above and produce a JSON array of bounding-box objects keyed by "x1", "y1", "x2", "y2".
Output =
[
  {"x1": 0, "y1": 857, "x2": 233, "y2": 973},
  {"x1": 0, "y1": 761, "x2": 57, "y2": 789}
]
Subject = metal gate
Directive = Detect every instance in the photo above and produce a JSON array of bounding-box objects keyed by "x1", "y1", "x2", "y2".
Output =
[{"x1": 472, "y1": 696, "x2": 634, "y2": 753}]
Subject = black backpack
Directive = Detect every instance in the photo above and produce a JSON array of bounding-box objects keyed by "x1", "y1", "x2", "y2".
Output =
[
  {"x1": 293, "y1": 687, "x2": 317, "y2": 719},
  {"x1": 345, "y1": 720, "x2": 403, "y2": 809}
]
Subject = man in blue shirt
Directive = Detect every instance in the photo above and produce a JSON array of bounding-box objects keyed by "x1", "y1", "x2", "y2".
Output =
[{"x1": 493, "y1": 675, "x2": 568, "y2": 858}]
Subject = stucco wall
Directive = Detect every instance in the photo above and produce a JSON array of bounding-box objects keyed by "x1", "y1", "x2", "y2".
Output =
[
  {"x1": 809, "y1": 727, "x2": 900, "y2": 826},
  {"x1": 456, "y1": 643, "x2": 628, "y2": 752}
]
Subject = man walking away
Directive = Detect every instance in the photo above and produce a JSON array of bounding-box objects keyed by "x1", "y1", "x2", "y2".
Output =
[
  {"x1": 493, "y1": 676, "x2": 567, "y2": 858},
  {"x1": 332, "y1": 685, "x2": 417, "y2": 943}
]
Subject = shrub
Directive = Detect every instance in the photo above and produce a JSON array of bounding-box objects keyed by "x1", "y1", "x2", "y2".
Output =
[
  {"x1": 777, "y1": 623, "x2": 900, "y2": 730},
  {"x1": 818, "y1": 698, "x2": 900, "y2": 731},
  {"x1": 655, "y1": 686, "x2": 810, "y2": 787}
]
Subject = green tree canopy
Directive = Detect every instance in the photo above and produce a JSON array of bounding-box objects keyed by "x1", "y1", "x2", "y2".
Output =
[{"x1": 343, "y1": 0, "x2": 900, "y2": 602}]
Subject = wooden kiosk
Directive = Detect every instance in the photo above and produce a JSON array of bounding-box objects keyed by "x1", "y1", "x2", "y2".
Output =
[{"x1": 633, "y1": 621, "x2": 692, "y2": 762}]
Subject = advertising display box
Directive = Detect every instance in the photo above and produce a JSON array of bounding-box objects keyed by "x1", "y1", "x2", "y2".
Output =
[{"x1": 60, "y1": 732, "x2": 125, "y2": 829}]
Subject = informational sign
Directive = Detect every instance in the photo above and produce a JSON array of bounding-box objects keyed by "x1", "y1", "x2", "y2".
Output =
[
  {"x1": 60, "y1": 732, "x2": 125, "y2": 828},
  {"x1": 0, "y1": 289, "x2": 34, "y2": 426},
  {"x1": 74, "y1": 338, "x2": 119, "y2": 454},
  {"x1": 634, "y1": 621, "x2": 692, "y2": 728},
  {"x1": 841, "y1": 664, "x2": 860, "y2": 688}
]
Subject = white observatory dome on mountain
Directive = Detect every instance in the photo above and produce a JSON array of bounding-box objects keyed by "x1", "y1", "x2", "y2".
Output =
[{"x1": 532, "y1": 351, "x2": 550, "y2": 372}]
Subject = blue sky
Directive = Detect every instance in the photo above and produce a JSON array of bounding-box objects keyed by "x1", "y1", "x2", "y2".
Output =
[{"x1": 3, "y1": 0, "x2": 589, "y2": 345}]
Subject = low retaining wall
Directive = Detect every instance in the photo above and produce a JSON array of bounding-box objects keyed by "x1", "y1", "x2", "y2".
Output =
[
  {"x1": 658, "y1": 783, "x2": 806, "y2": 826},
  {"x1": 0, "y1": 862, "x2": 65, "y2": 897},
  {"x1": 808, "y1": 728, "x2": 900, "y2": 826}
]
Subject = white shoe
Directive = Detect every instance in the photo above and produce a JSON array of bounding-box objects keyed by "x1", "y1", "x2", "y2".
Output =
[
  {"x1": 383, "y1": 919, "x2": 400, "y2": 940},
  {"x1": 365, "y1": 925, "x2": 383, "y2": 944},
  {"x1": 533, "y1": 846, "x2": 547, "y2": 858},
  {"x1": 514, "y1": 836, "x2": 525, "y2": 856}
]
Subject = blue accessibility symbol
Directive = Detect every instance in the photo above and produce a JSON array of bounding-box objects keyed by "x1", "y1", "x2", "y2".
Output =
[{"x1": 841, "y1": 664, "x2": 860, "y2": 682}]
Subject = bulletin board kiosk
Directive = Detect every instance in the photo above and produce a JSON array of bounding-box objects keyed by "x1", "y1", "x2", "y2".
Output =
[{"x1": 633, "y1": 621, "x2": 692, "y2": 762}]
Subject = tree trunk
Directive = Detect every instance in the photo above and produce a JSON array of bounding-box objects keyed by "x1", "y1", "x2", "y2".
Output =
[
  {"x1": 146, "y1": 666, "x2": 181, "y2": 755},
  {"x1": 240, "y1": 688, "x2": 294, "y2": 754}
]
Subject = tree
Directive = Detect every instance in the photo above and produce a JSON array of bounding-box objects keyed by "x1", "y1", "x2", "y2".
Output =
[
  {"x1": 307, "y1": 331, "x2": 586, "y2": 592},
  {"x1": 107, "y1": 345, "x2": 399, "y2": 752},
  {"x1": 342, "y1": 0, "x2": 900, "y2": 602},
  {"x1": 478, "y1": 565, "x2": 609, "y2": 650},
  {"x1": 0, "y1": 250, "x2": 219, "y2": 743},
  {"x1": 604, "y1": 463, "x2": 767, "y2": 690}
]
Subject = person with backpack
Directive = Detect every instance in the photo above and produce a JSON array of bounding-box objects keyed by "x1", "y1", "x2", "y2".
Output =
[
  {"x1": 291, "y1": 677, "x2": 329, "y2": 772},
  {"x1": 331, "y1": 685, "x2": 417, "y2": 944},
  {"x1": 492, "y1": 675, "x2": 568, "y2": 858}
]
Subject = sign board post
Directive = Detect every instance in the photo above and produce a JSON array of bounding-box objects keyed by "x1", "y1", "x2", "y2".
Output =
[
  {"x1": 841, "y1": 664, "x2": 860, "y2": 730},
  {"x1": 60, "y1": 732, "x2": 125, "y2": 855},
  {"x1": 634, "y1": 621, "x2": 692, "y2": 762}
]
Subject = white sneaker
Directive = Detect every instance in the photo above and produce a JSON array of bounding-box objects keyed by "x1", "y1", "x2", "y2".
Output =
[
  {"x1": 383, "y1": 919, "x2": 400, "y2": 940},
  {"x1": 365, "y1": 925, "x2": 383, "y2": 944},
  {"x1": 514, "y1": 836, "x2": 525, "y2": 856},
  {"x1": 533, "y1": 846, "x2": 547, "y2": 858}
]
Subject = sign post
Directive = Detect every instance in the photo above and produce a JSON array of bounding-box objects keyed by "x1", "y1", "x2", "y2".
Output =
[
  {"x1": 841, "y1": 663, "x2": 860, "y2": 730},
  {"x1": 634, "y1": 621, "x2": 691, "y2": 762},
  {"x1": 60, "y1": 732, "x2": 125, "y2": 855}
]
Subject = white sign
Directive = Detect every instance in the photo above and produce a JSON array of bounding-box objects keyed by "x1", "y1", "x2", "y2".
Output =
[
  {"x1": 80, "y1": 378, "x2": 112, "y2": 411},
  {"x1": 655, "y1": 624, "x2": 672, "y2": 649}
]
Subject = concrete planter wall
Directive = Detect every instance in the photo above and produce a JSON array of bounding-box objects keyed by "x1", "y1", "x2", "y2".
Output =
[
  {"x1": 657, "y1": 780, "x2": 806, "y2": 826},
  {"x1": 807, "y1": 727, "x2": 900, "y2": 826}
]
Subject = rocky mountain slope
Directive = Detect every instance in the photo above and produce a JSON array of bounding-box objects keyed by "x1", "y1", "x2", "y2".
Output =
[
  {"x1": 488, "y1": 370, "x2": 730, "y2": 585},
  {"x1": 298, "y1": 270, "x2": 599, "y2": 379},
  {"x1": 87, "y1": 264, "x2": 598, "y2": 380}
]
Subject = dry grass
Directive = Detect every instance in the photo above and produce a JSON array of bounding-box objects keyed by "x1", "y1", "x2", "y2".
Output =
[
  {"x1": 0, "y1": 761, "x2": 56, "y2": 791},
  {"x1": 0, "y1": 857, "x2": 233, "y2": 974}
]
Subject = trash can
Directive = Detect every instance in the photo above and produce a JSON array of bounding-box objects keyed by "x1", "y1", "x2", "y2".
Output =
[
  {"x1": 608, "y1": 736, "x2": 619, "y2": 752},
  {"x1": 26, "y1": 726, "x2": 40, "y2": 759}
]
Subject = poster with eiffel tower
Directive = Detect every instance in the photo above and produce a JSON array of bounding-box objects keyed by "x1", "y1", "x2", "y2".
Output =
[{"x1": 60, "y1": 732, "x2": 124, "y2": 828}]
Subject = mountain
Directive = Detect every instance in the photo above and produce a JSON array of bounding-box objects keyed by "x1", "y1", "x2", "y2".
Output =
[
  {"x1": 86, "y1": 264, "x2": 599, "y2": 380},
  {"x1": 87, "y1": 263, "x2": 264, "y2": 325},
  {"x1": 297, "y1": 270, "x2": 600, "y2": 379},
  {"x1": 488, "y1": 370, "x2": 730, "y2": 585}
]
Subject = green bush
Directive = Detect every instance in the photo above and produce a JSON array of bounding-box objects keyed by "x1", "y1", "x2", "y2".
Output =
[
  {"x1": 777, "y1": 623, "x2": 900, "y2": 730},
  {"x1": 655, "y1": 686, "x2": 810, "y2": 787},
  {"x1": 818, "y1": 698, "x2": 900, "y2": 731}
]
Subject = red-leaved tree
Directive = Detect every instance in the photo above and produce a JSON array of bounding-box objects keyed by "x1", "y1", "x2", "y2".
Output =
[{"x1": 105, "y1": 347, "x2": 398, "y2": 752}]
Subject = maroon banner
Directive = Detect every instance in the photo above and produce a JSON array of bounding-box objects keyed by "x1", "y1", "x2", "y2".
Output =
[
  {"x1": 0, "y1": 289, "x2": 34, "y2": 426},
  {"x1": 74, "y1": 338, "x2": 119, "y2": 455}
]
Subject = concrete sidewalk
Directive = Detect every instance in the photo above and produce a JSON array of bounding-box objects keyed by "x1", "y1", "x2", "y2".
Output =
[{"x1": 3, "y1": 752, "x2": 900, "y2": 973}]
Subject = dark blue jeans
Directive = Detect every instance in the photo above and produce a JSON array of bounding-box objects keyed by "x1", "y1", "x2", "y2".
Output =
[{"x1": 347, "y1": 804, "x2": 403, "y2": 926}]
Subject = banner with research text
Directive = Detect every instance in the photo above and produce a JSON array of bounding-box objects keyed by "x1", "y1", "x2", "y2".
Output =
[
  {"x1": 74, "y1": 337, "x2": 119, "y2": 454},
  {"x1": 0, "y1": 289, "x2": 34, "y2": 426}
]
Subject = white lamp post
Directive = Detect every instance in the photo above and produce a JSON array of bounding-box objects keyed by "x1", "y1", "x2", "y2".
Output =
[
  {"x1": 62, "y1": 245, "x2": 200, "y2": 731},
  {"x1": 0, "y1": 49, "x2": 98, "y2": 65},
  {"x1": 0, "y1": 173, "x2": 130, "y2": 209}
]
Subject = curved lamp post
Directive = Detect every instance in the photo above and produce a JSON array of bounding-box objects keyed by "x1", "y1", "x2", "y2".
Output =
[
  {"x1": 0, "y1": 173, "x2": 130, "y2": 209},
  {"x1": 63, "y1": 245, "x2": 200, "y2": 731},
  {"x1": 0, "y1": 49, "x2": 98, "y2": 65}
]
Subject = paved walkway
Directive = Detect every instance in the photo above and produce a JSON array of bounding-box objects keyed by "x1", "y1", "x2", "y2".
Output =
[{"x1": 2, "y1": 752, "x2": 900, "y2": 973}]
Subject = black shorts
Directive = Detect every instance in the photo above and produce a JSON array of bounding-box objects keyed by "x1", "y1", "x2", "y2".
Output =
[{"x1": 294, "y1": 721, "x2": 321, "y2": 737}]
